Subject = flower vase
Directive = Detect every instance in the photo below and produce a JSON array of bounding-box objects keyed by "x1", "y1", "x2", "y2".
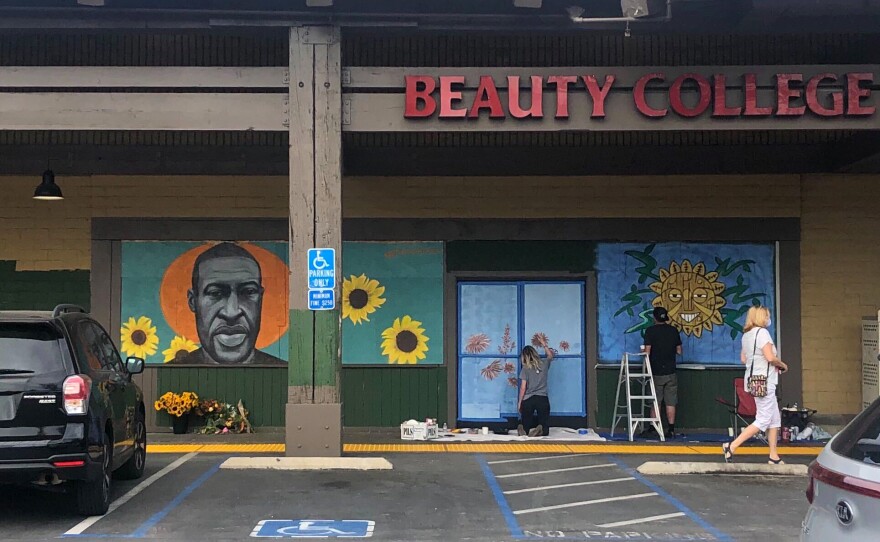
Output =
[{"x1": 172, "y1": 415, "x2": 189, "y2": 435}]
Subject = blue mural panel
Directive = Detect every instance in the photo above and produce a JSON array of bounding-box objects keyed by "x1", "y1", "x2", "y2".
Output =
[
  {"x1": 458, "y1": 281, "x2": 586, "y2": 422},
  {"x1": 596, "y1": 242, "x2": 776, "y2": 364}
]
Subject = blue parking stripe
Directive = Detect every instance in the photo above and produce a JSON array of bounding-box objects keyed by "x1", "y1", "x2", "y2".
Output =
[
  {"x1": 477, "y1": 455, "x2": 524, "y2": 539},
  {"x1": 607, "y1": 456, "x2": 732, "y2": 542},
  {"x1": 129, "y1": 460, "x2": 222, "y2": 538}
]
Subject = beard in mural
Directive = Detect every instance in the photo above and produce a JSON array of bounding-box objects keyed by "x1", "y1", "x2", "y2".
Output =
[
  {"x1": 170, "y1": 242, "x2": 285, "y2": 365},
  {"x1": 649, "y1": 260, "x2": 726, "y2": 338}
]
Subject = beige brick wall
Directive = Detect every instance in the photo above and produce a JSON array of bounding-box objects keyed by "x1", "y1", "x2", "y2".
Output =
[
  {"x1": 1, "y1": 176, "x2": 287, "y2": 271},
  {"x1": 801, "y1": 175, "x2": 880, "y2": 415},
  {"x1": 345, "y1": 175, "x2": 802, "y2": 218}
]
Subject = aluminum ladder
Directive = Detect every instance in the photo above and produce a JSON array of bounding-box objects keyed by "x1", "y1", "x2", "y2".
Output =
[{"x1": 610, "y1": 351, "x2": 665, "y2": 442}]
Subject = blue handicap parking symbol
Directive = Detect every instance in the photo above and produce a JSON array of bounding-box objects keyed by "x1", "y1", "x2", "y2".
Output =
[
  {"x1": 252, "y1": 519, "x2": 375, "y2": 538},
  {"x1": 307, "y1": 248, "x2": 336, "y2": 290}
]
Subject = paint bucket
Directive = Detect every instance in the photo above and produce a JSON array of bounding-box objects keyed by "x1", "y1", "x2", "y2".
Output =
[{"x1": 481, "y1": 426, "x2": 489, "y2": 435}]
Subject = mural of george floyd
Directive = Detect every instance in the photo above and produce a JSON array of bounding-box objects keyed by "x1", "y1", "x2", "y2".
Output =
[{"x1": 120, "y1": 241, "x2": 290, "y2": 365}]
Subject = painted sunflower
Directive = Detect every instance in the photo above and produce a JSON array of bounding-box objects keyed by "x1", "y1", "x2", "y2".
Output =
[
  {"x1": 121, "y1": 316, "x2": 159, "y2": 358},
  {"x1": 342, "y1": 274, "x2": 387, "y2": 325},
  {"x1": 162, "y1": 335, "x2": 199, "y2": 363},
  {"x1": 381, "y1": 315, "x2": 429, "y2": 364}
]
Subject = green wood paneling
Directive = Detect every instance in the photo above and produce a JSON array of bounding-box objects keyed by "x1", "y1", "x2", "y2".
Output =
[
  {"x1": 597, "y1": 365, "x2": 743, "y2": 429},
  {"x1": 154, "y1": 366, "x2": 447, "y2": 428},
  {"x1": 342, "y1": 367, "x2": 448, "y2": 427},
  {"x1": 446, "y1": 241, "x2": 595, "y2": 272},
  {"x1": 155, "y1": 367, "x2": 286, "y2": 428}
]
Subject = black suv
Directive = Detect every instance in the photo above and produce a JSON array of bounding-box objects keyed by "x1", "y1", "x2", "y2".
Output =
[{"x1": 0, "y1": 305, "x2": 146, "y2": 515}]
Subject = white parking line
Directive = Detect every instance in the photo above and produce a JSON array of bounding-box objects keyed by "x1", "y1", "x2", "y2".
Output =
[
  {"x1": 488, "y1": 454, "x2": 588, "y2": 465},
  {"x1": 496, "y1": 463, "x2": 615, "y2": 478},
  {"x1": 503, "y1": 476, "x2": 634, "y2": 494},
  {"x1": 64, "y1": 452, "x2": 198, "y2": 536},
  {"x1": 513, "y1": 492, "x2": 658, "y2": 515},
  {"x1": 598, "y1": 512, "x2": 687, "y2": 528}
]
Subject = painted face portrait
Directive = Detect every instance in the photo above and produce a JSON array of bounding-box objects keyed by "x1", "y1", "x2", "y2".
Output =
[{"x1": 188, "y1": 244, "x2": 264, "y2": 364}]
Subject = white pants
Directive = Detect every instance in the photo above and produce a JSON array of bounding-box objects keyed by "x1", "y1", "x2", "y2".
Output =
[{"x1": 752, "y1": 384, "x2": 781, "y2": 432}]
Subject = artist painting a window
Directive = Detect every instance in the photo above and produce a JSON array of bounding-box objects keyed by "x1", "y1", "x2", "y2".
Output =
[{"x1": 517, "y1": 335, "x2": 555, "y2": 437}]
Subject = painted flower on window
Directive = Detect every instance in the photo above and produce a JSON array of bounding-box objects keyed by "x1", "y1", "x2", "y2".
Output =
[
  {"x1": 381, "y1": 315, "x2": 429, "y2": 364},
  {"x1": 465, "y1": 333, "x2": 491, "y2": 354},
  {"x1": 342, "y1": 274, "x2": 386, "y2": 325},
  {"x1": 121, "y1": 316, "x2": 159, "y2": 358},
  {"x1": 480, "y1": 360, "x2": 502, "y2": 381},
  {"x1": 162, "y1": 335, "x2": 199, "y2": 363}
]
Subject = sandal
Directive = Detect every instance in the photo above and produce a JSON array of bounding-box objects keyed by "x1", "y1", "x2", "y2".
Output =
[
  {"x1": 768, "y1": 457, "x2": 785, "y2": 465},
  {"x1": 721, "y1": 442, "x2": 734, "y2": 463}
]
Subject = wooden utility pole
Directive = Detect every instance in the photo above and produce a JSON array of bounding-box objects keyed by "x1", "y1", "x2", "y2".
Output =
[{"x1": 286, "y1": 25, "x2": 343, "y2": 457}]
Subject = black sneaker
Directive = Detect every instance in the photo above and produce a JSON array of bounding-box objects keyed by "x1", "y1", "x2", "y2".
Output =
[
  {"x1": 665, "y1": 430, "x2": 676, "y2": 439},
  {"x1": 639, "y1": 426, "x2": 658, "y2": 438}
]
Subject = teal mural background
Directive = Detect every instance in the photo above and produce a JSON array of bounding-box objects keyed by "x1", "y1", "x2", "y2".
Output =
[
  {"x1": 341, "y1": 242, "x2": 444, "y2": 365},
  {"x1": 121, "y1": 241, "x2": 289, "y2": 364}
]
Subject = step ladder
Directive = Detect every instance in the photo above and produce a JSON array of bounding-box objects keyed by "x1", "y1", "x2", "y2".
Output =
[{"x1": 610, "y1": 351, "x2": 665, "y2": 442}]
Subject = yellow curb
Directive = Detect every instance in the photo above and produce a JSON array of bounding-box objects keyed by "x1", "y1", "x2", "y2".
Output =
[{"x1": 147, "y1": 442, "x2": 825, "y2": 456}]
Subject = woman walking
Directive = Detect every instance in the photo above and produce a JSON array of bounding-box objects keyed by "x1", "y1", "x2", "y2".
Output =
[
  {"x1": 517, "y1": 336, "x2": 554, "y2": 437},
  {"x1": 722, "y1": 306, "x2": 789, "y2": 464}
]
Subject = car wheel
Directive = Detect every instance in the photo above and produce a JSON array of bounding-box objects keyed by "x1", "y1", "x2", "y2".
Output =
[
  {"x1": 115, "y1": 415, "x2": 147, "y2": 480},
  {"x1": 75, "y1": 438, "x2": 112, "y2": 516}
]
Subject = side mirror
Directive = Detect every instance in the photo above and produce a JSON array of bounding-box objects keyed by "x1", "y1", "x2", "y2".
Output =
[{"x1": 125, "y1": 356, "x2": 145, "y2": 375}]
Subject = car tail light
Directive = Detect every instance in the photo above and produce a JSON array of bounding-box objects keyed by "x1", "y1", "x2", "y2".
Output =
[
  {"x1": 62, "y1": 375, "x2": 91, "y2": 415},
  {"x1": 810, "y1": 461, "x2": 880, "y2": 500},
  {"x1": 52, "y1": 460, "x2": 85, "y2": 468}
]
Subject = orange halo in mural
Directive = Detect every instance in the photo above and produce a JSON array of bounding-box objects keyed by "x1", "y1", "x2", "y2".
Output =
[{"x1": 159, "y1": 243, "x2": 289, "y2": 350}]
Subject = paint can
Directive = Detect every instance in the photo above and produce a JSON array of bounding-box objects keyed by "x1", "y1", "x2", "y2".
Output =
[
  {"x1": 481, "y1": 426, "x2": 489, "y2": 435},
  {"x1": 781, "y1": 426, "x2": 791, "y2": 442}
]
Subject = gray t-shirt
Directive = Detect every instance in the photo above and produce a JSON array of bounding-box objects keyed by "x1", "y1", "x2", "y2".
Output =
[{"x1": 519, "y1": 357, "x2": 551, "y2": 400}]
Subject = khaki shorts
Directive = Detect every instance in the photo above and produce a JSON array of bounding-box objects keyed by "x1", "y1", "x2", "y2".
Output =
[{"x1": 653, "y1": 374, "x2": 678, "y2": 406}]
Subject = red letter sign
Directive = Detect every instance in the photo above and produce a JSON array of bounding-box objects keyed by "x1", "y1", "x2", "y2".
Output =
[
  {"x1": 776, "y1": 74, "x2": 806, "y2": 116},
  {"x1": 847, "y1": 73, "x2": 875, "y2": 116},
  {"x1": 404, "y1": 76, "x2": 437, "y2": 118},
  {"x1": 633, "y1": 73, "x2": 667, "y2": 118},
  {"x1": 744, "y1": 74, "x2": 773, "y2": 116},
  {"x1": 805, "y1": 73, "x2": 843, "y2": 117},
  {"x1": 548, "y1": 75, "x2": 578, "y2": 118},
  {"x1": 439, "y1": 76, "x2": 467, "y2": 118},
  {"x1": 469, "y1": 76, "x2": 505, "y2": 118},
  {"x1": 582, "y1": 75, "x2": 615, "y2": 118},
  {"x1": 669, "y1": 74, "x2": 711, "y2": 117},
  {"x1": 712, "y1": 74, "x2": 741, "y2": 117},
  {"x1": 508, "y1": 76, "x2": 544, "y2": 118}
]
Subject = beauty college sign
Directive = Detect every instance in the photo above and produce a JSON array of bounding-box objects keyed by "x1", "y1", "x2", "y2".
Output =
[
  {"x1": 404, "y1": 72, "x2": 875, "y2": 120},
  {"x1": 340, "y1": 66, "x2": 880, "y2": 131}
]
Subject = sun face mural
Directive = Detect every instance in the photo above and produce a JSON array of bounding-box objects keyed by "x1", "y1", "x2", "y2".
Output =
[
  {"x1": 381, "y1": 315, "x2": 430, "y2": 364},
  {"x1": 342, "y1": 274, "x2": 386, "y2": 325},
  {"x1": 596, "y1": 243, "x2": 776, "y2": 364},
  {"x1": 650, "y1": 260, "x2": 726, "y2": 338}
]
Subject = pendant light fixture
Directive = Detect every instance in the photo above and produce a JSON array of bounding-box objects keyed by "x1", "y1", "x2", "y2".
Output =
[{"x1": 33, "y1": 169, "x2": 63, "y2": 201}]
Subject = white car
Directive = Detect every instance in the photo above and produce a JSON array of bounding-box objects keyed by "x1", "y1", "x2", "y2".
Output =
[{"x1": 801, "y1": 397, "x2": 880, "y2": 541}]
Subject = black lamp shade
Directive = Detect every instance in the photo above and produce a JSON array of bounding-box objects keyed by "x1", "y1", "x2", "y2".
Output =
[{"x1": 33, "y1": 170, "x2": 63, "y2": 200}]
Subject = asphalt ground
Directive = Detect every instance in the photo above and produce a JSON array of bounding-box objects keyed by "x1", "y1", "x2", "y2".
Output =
[{"x1": 0, "y1": 452, "x2": 811, "y2": 542}]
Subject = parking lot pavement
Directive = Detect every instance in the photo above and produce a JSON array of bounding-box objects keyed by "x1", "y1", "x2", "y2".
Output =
[{"x1": 0, "y1": 452, "x2": 810, "y2": 541}]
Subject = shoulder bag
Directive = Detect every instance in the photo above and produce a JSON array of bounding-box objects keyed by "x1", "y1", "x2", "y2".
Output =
[{"x1": 747, "y1": 329, "x2": 769, "y2": 398}]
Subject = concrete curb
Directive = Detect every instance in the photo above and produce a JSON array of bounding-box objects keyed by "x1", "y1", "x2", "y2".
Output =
[
  {"x1": 220, "y1": 456, "x2": 393, "y2": 470},
  {"x1": 637, "y1": 461, "x2": 808, "y2": 476}
]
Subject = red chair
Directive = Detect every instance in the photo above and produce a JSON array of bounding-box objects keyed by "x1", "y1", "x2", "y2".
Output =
[{"x1": 715, "y1": 377, "x2": 768, "y2": 444}]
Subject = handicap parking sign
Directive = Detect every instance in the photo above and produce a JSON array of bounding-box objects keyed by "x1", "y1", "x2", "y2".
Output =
[
  {"x1": 307, "y1": 248, "x2": 336, "y2": 290},
  {"x1": 308, "y1": 289, "x2": 335, "y2": 311},
  {"x1": 252, "y1": 519, "x2": 374, "y2": 538}
]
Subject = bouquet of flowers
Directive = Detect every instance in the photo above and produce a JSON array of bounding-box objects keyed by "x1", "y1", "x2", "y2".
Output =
[
  {"x1": 195, "y1": 399, "x2": 254, "y2": 434},
  {"x1": 154, "y1": 391, "x2": 199, "y2": 418}
]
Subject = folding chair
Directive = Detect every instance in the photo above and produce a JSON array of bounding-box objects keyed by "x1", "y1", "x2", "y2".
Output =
[{"x1": 715, "y1": 377, "x2": 768, "y2": 444}]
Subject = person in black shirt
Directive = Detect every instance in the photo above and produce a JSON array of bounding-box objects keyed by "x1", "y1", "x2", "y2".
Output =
[{"x1": 642, "y1": 307, "x2": 682, "y2": 438}]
